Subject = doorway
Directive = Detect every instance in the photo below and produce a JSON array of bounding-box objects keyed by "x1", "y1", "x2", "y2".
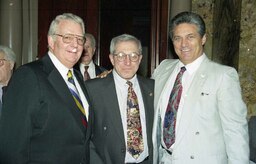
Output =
[{"x1": 98, "y1": 0, "x2": 151, "y2": 77}]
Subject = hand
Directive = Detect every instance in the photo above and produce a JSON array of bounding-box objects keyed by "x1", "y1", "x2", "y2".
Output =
[{"x1": 96, "y1": 69, "x2": 112, "y2": 78}]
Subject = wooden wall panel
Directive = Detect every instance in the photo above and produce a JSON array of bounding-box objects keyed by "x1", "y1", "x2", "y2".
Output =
[{"x1": 38, "y1": 0, "x2": 86, "y2": 58}]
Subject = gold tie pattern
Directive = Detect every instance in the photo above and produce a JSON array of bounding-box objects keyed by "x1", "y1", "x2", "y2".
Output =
[
  {"x1": 84, "y1": 66, "x2": 90, "y2": 81},
  {"x1": 67, "y1": 70, "x2": 86, "y2": 117},
  {"x1": 126, "y1": 81, "x2": 144, "y2": 159}
]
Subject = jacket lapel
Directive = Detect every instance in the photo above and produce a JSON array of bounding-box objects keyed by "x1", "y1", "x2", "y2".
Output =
[
  {"x1": 42, "y1": 55, "x2": 87, "y2": 132},
  {"x1": 155, "y1": 61, "x2": 179, "y2": 110},
  {"x1": 103, "y1": 74, "x2": 125, "y2": 143},
  {"x1": 137, "y1": 76, "x2": 154, "y2": 150}
]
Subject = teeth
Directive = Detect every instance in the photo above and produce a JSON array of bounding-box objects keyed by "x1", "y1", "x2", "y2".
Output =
[{"x1": 71, "y1": 49, "x2": 77, "y2": 52}]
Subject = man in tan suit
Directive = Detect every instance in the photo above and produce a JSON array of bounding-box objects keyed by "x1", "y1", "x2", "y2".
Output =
[{"x1": 152, "y1": 11, "x2": 249, "y2": 164}]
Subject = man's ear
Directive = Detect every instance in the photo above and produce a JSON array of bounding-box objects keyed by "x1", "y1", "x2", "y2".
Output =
[
  {"x1": 48, "y1": 35, "x2": 54, "y2": 50},
  {"x1": 202, "y1": 34, "x2": 206, "y2": 45},
  {"x1": 10, "y1": 61, "x2": 15, "y2": 70},
  {"x1": 109, "y1": 54, "x2": 115, "y2": 66}
]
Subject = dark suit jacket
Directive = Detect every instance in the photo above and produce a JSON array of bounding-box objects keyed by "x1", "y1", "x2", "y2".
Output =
[
  {"x1": 84, "y1": 73, "x2": 154, "y2": 164},
  {"x1": 249, "y1": 116, "x2": 256, "y2": 162},
  {"x1": 0, "y1": 54, "x2": 92, "y2": 164}
]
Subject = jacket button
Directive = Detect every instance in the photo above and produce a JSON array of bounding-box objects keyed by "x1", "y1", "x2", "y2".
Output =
[
  {"x1": 190, "y1": 155, "x2": 194, "y2": 159},
  {"x1": 195, "y1": 131, "x2": 199, "y2": 135}
]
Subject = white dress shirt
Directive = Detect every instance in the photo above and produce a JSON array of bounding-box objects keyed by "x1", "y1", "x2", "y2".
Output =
[
  {"x1": 79, "y1": 61, "x2": 96, "y2": 79},
  {"x1": 48, "y1": 51, "x2": 89, "y2": 120}
]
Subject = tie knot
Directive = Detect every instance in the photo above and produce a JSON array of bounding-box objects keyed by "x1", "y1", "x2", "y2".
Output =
[
  {"x1": 180, "y1": 66, "x2": 186, "y2": 73},
  {"x1": 84, "y1": 66, "x2": 89, "y2": 71},
  {"x1": 126, "y1": 81, "x2": 133, "y2": 87},
  {"x1": 67, "y1": 70, "x2": 73, "y2": 79}
]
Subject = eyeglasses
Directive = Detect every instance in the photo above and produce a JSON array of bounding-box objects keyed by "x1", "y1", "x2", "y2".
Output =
[
  {"x1": 0, "y1": 59, "x2": 7, "y2": 67},
  {"x1": 53, "y1": 34, "x2": 86, "y2": 46},
  {"x1": 113, "y1": 52, "x2": 141, "y2": 62}
]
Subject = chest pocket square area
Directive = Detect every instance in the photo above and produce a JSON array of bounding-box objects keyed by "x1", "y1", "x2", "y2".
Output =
[{"x1": 149, "y1": 92, "x2": 153, "y2": 96}]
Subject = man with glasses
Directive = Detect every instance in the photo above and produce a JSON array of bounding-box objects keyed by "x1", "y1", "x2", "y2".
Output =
[
  {"x1": 0, "y1": 45, "x2": 16, "y2": 117},
  {"x1": 0, "y1": 13, "x2": 91, "y2": 164},
  {"x1": 85, "y1": 34, "x2": 154, "y2": 164}
]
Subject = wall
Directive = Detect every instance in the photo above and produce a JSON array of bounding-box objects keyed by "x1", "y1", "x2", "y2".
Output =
[
  {"x1": 239, "y1": 0, "x2": 256, "y2": 118},
  {"x1": 192, "y1": 0, "x2": 256, "y2": 118}
]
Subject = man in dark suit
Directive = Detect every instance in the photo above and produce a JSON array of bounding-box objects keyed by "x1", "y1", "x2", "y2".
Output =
[
  {"x1": 75, "y1": 33, "x2": 107, "y2": 81},
  {"x1": 85, "y1": 34, "x2": 154, "y2": 164},
  {"x1": 0, "y1": 13, "x2": 91, "y2": 164}
]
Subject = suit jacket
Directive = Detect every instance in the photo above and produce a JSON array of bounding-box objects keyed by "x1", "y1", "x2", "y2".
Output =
[
  {"x1": 249, "y1": 116, "x2": 256, "y2": 162},
  {"x1": 0, "y1": 54, "x2": 92, "y2": 164},
  {"x1": 84, "y1": 73, "x2": 154, "y2": 164},
  {"x1": 152, "y1": 56, "x2": 249, "y2": 164}
]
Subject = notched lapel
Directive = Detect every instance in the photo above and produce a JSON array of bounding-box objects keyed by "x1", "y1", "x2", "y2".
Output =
[
  {"x1": 103, "y1": 75, "x2": 125, "y2": 143},
  {"x1": 48, "y1": 68, "x2": 87, "y2": 132}
]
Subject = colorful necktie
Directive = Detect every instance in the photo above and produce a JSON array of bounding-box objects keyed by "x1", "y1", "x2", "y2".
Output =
[
  {"x1": 84, "y1": 66, "x2": 90, "y2": 81},
  {"x1": 126, "y1": 81, "x2": 144, "y2": 159},
  {"x1": 67, "y1": 70, "x2": 87, "y2": 120},
  {"x1": 163, "y1": 66, "x2": 186, "y2": 149}
]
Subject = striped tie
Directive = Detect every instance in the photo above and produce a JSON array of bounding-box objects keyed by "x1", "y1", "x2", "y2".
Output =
[{"x1": 67, "y1": 70, "x2": 86, "y2": 117}]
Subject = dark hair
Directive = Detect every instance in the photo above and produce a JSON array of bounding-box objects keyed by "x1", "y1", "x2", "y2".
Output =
[{"x1": 169, "y1": 11, "x2": 206, "y2": 39}]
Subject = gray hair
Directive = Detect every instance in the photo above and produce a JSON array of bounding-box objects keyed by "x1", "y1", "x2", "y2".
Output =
[
  {"x1": 169, "y1": 11, "x2": 206, "y2": 39},
  {"x1": 85, "y1": 33, "x2": 96, "y2": 48},
  {"x1": 48, "y1": 13, "x2": 85, "y2": 37},
  {"x1": 0, "y1": 45, "x2": 16, "y2": 62},
  {"x1": 110, "y1": 34, "x2": 142, "y2": 54}
]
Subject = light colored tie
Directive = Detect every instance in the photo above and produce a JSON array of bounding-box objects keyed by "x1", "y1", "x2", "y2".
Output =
[
  {"x1": 163, "y1": 66, "x2": 186, "y2": 148},
  {"x1": 84, "y1": 66, "x2": 90, "y2": 81},
  {"x1": 126, "y1": 81, "x2": 144, "y2": 159},
  {"x1": 67, "y1": 70, "x2": 86, "y2": 117}
]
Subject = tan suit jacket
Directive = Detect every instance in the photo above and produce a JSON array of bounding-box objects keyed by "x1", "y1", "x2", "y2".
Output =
[{"x1": 152, "y1": 56, "x2": 249, "y2": 164}]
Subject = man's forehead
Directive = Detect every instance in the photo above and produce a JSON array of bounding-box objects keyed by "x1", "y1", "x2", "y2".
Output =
[{"x1": 0, "y1": 52, "x2": 5, "y2": 58}]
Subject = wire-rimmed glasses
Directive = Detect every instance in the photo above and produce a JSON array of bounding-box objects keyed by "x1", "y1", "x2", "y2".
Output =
[
  {"x1": 54, "y1": 34, "x2": 86, "y2": 46},
  {"x1": 113, "y1": 52, "x2": 141, "y2": 62}
]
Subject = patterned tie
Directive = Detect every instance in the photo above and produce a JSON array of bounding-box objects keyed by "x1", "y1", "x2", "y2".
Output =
[
  {"x1": 163, "y1": 66, "x2": 186, "y2": 149},
  {"x1": 126, "y1": 81, "x2": 144, "y2": 159},
  {"x1": 84, "y1": 66, "x2": 90, "y2": 81},
  {"x1": 67, "y1": 70, "x2": 87, "y2": 126}
]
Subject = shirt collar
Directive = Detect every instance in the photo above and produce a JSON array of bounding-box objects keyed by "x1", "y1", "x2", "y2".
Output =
[
  {"x1": 48, "y1": 51, "x2": 71, "y2": 80},
  {"x1": 179, "y1": 53, "x2": 206, "y2": 75},
  {"x1": 80, "y1": 61, "x2": 95, "y2": 70},
  {"x1": 112, "y1": 69, "x2": 138, "y2": 88}
]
